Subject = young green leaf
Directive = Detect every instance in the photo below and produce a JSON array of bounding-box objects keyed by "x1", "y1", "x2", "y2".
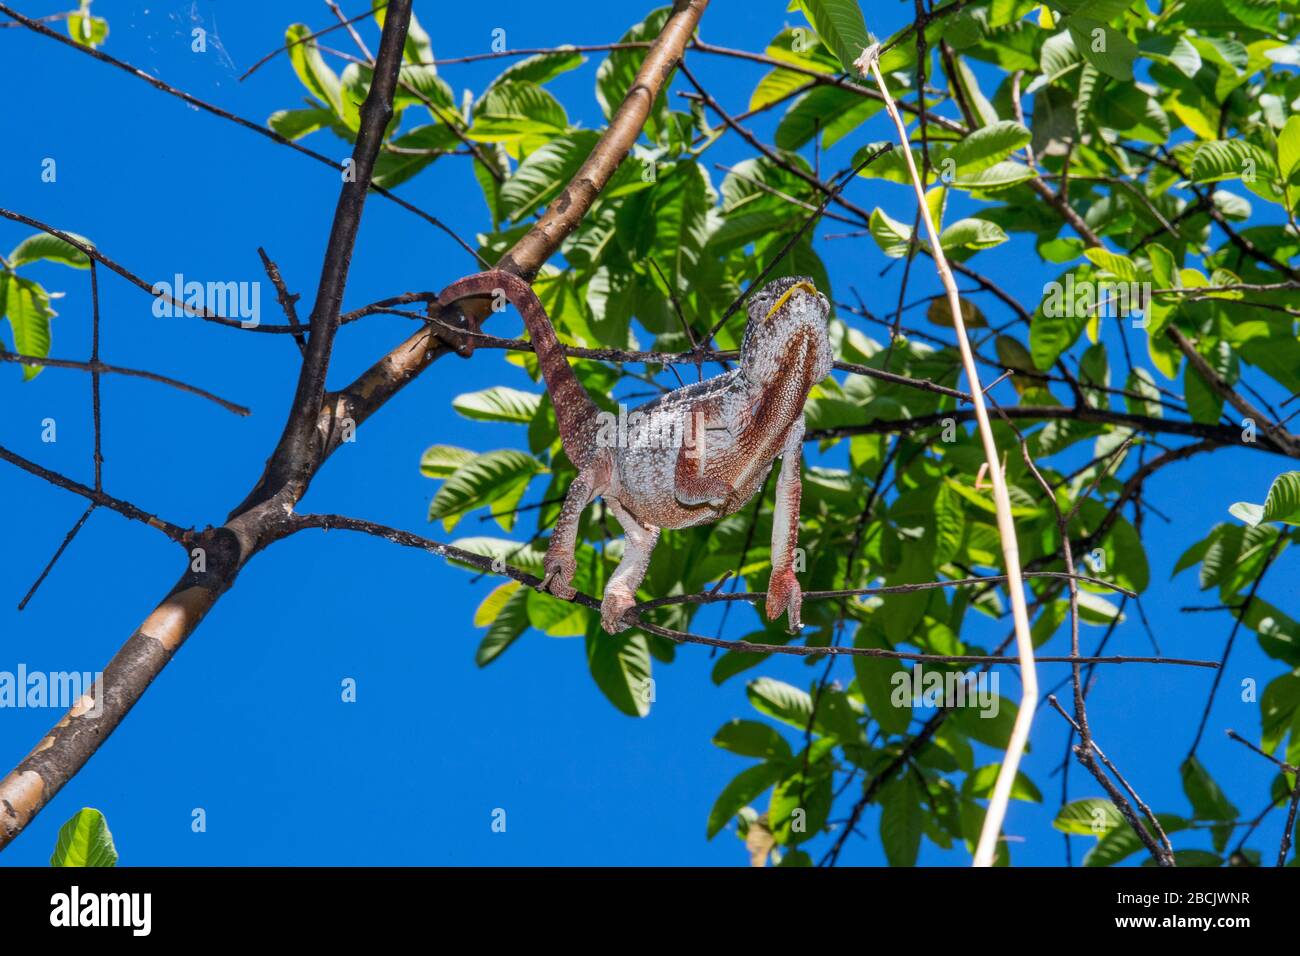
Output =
[
  {"x1": 9, "y1": 232, "x2": 93, "y2": 269},
  {"x1": 50, "y1": 808, "x2": 118, "y2": 867},
  {"x1": 1229, "y1": 472, "x2": 1300, "y2": 527},
  {"x1": 794, "y1": 0, "x2": 872, "y2": 75}
]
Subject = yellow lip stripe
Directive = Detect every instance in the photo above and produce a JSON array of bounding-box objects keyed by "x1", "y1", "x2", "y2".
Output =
[{"x1": 765, "y1": 281, "x2": 818, "y2": 321}]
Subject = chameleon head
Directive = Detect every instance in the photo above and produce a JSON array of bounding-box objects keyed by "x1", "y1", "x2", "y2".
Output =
[{"x1": 740, "y1": 275, "x2": 832, "y2": 387}]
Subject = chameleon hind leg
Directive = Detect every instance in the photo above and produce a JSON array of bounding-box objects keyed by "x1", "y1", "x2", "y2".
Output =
[
  {"x1": 600, "y1": 497, "x2": 661, "y2": 634},
  {"x1": 539, "y1": 469, "x2": 596, "y2": 600}
]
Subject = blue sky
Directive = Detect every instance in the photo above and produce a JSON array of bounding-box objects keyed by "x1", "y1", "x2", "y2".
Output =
[{"x1": 0, "y1": 0, "x2": 1295, "y2": 866}]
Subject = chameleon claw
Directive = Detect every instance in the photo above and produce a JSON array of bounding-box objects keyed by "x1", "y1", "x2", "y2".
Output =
[
  {"x1": 600, "y1": 588, "x2": 637, "y2": 634},
  {"x1": 765, "y1": 569, "x2": 802, "y2": 632},
  {"x1": 538, "y1": 558, "x2": 577, "y2": 600}
]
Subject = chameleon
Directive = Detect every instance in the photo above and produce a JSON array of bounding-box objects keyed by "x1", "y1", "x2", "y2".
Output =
[{"x1": 437, "y1": 270, "x2": 833, "y2": 635}]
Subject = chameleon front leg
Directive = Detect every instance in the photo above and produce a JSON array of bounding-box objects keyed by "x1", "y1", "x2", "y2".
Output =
[
  {"x1": 600, "y1": 497, "x2": 661, "y2": 634},
  {"x1": 765, "y1": 420, "x2": 805, "y2": 632},
  {"x1": 539, "y1": 469, "x2": 596, "y2": 600}
]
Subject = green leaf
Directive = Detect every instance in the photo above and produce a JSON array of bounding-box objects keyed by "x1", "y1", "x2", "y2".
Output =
[
  {"x1": 1184, "y1": 344, "x2": 1229, "y2": 425},
  {"x1": 1067, "y1": 18, "x2": 1137, "y2": 81},
  {"x1": 1142, "y1": 849, "x2": 1223, "y2": 867},
  {"x1": 5, "y1": 275, "x2": 55, "y2": 379},
  {"x1": 953, "y1": 696, "x2": 1022, "y2": 748},
  {"x1": 869, "y1": 207, "x2": 913, "y2": 258},
  {"x1": 419, "y1": 444, "x2": 476, "y2": 479},
  {"x1": 879, "y1": 775, "x2": 923, "y2": 866},
  {"x1": 1086, "y1": 814, "x2": 1190, "y2": 866},
  {"x1": 1034, "y1": 30, "x2": 1081, "y2": 89},
  {"x1": 337, "y1": 63, "x2": 373, "y2": 132},
  {"x1": 286, "y1": 23, "x2": 343, "y2": 115},
  {"x1": 66, "y1": 11, "x2": 108, "y2": 49},
  {"x1": 1222, "y1": 0, "x2": 1281, "y2": 31},
  {"x1": 933, "y1": 481, "x2": 966, "y2": 564},
  {"x1": 1097, "y1": 83, "x2": 1170, "y2": 142},
  {"x1": 750, "y1": 66, "x2": 816, "y2": 112},
  {"x1": 1278, "y1": 115, "x2": 1300, "y2": 181},
  {"x1": 428, "y1": 449, "x2": 545, "y2": 531},
  {"x1": 395, "y1": 64, "x2": 457, "y2": 116},
  {"x1": 927, "y1": 296, "x2": 987, "y2": 328},
  {"x1": 950, "y1": 160, "x2": 1036, "y2": 191},
  {"x1": 1138, "y1": 34, "x2": 1202, "y2": 79},
  {"x1": 1261, "y1": 672, "x2": 1300, "y2": 753},
  {"x1": 966, "y1": 764, "x2": 1043, "y2": 802},
  {"x1": 1147, "y1": 242, "x2": 1176, "y2": 288},
  {"x1": 1047, "y1": 0, "x2": 1134, "y2": 21},
  {"x1": 707, "y1": 761, "x2": 783, "y2": 839},
  {"x1": 1123, "y1": 369, "x2": 1164, "y2": 418},
  {"x1": 596, "y1": 8, "x2": 674, "y2": 142},
  {"x1": 1181, "y1": 755, "x2": 1238, "y2": 851},
  {"x1": 372, "y1": 123, "x2": 463, "y2": 189},
  {"x1": 939, "y1": 218, "x2": 1009, "y2": 253},
  {"x1": 1083, "y1": 248, "x2": 1136, "y2": 281},
  {"x1": 9, "y1": 232, "x2": 93, "y2": 269},
  {"x1": 1198, "y1": 524, "x2": 1281, "y2": 593},
  {"x1": 1230, "y1": 472, "x2": 1300, "y2": 527},
  {"x1": 453, "y1": 386, "x2": 543, "y2": 424},
  {"x1": 853, "y1": 628, "x2": 912, "y2": 734},
  {"x1": 482, "y1": 50, "x2": 586, "y2": 98},
  {"x1": 1191, "y1": 141, "x2": 1278, "y2": 190},
  {"x1": 996, "y1": 335, "x2": 1038, "y2": 393},
  {"x1": 466, "y1": 81, "x2": 568, "y2": 143},
  {"x1": 746, "y1": 677, "x2": 814, "y2": 730},
  {"x1": 713, "y1": 719, "x2": 793, "y2": 760},
  {"x1": 587, "y1": 629, "x2": 653, "y2": 717},
  {"x1": 776, "y1": 86, "x2": 881, "y2": 150},
  {"x1": 795, "y1": 0, "x2": 872, "y2": 75},
  {"x1": 1053, "y1": 797, "x2": 1123, "y2": 836},
  {"x1": 448, "y1": 536, "x2": 547, "y2": 575},
  {"x1": 499, "y1": 131, "x2": 601, "y2": 222},
  {"x1": 267, "y1": 107, "x2": 339, "y2": 141},
  {"x1": 642, "y1": 161, "x2": 711, "y2": 301},
  {"x1": 770, "y1": 767, "x2": 833, "y2": 844},
  {"x1": 474, "y1": 582, "x2": 530, "y2": 665},
  {"x1": 50, "y1": 808, "x2": 118, "y2": 867},
  {"x1": 1103, "y1": 514, "x2": 1149, "y2": 593},
  {"x1": 1030, "y1": 272, "x2": 1088, "y2": 369},
  {"x1": 949, "y1": 121, "x2": 1032, "y2": 173}
]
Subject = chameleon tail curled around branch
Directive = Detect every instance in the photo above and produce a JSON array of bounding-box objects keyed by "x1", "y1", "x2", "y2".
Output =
[{"x1": 437, "y1": 270, "x2": 601, "y2": 469}]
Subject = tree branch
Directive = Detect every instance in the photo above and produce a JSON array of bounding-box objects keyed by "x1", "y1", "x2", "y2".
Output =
[{"x1": 0, "y1": 0, "x2": 710, "y2": 854}]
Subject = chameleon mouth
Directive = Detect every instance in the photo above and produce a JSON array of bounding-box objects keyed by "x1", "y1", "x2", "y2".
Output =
[{"x1": 764, "y1": 280, "x2": 818, "y2": 321}]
